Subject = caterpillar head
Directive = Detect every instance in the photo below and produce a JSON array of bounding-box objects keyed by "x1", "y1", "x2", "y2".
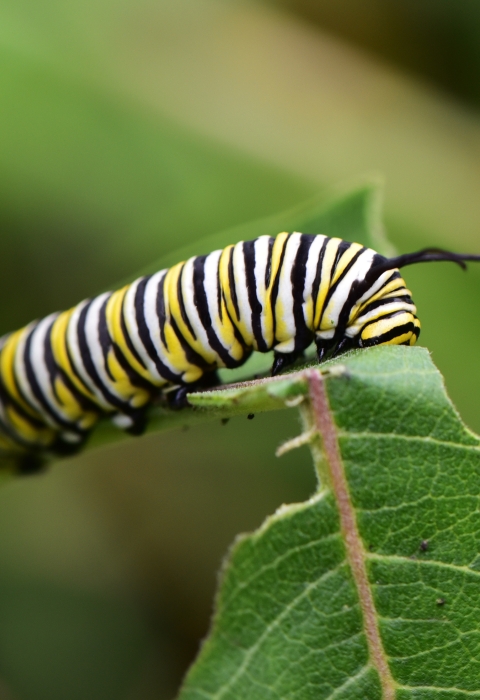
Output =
[
  {"x1": 356, "y1": 309, "x2": 421, "y2": 348},
  {"x1": 322, "y1": 246, "x2": 480, "y2": 360},
  {"x1": 346, "y1": 269, "x2": 421, "y2": 349},
  {"x1": 349, "y1": 246, "x2": 480, "y2": 350}
]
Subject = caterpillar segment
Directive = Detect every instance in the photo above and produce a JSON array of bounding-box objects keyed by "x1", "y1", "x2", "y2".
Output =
[{"x1": 0, "y1": 233, "x2": 478, "y2": 464}]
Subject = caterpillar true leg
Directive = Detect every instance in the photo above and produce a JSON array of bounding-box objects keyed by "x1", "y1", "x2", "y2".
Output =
[{"x1": 271, "y1": 351, "x2": 303, "y2": 376}]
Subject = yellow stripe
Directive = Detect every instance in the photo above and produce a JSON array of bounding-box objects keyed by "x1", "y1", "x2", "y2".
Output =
[
  {"x1": 356, "y1": 276, "x2": 405, "y2": 315},
  {"x1": 52, "y1": 376, "x2": 97, "y2": 428},
  {"x1": 218, "y1": 246, "x2": 245, "y2": 361},
  {"x1": 360, "y1": 311, "x2": 414, "y2": 342},
  {"x1": 6, "y1": 405, "x2": 55, "y2": 446},
  {"x1": 166, "y1": 262, "x2": 219, "y2": 365},
  {"x1": 262, "y1": 233, "x2": 288, "y2": 345},
  {"x1": 219, "y1": 245, "x2": 236, "y2": 321},
  {"x1": 314, "y1": 237, "x2": 341, "y2": 329},
  {"x1": 0, "y1": 329, "x2": 39, "y2": 417},
  {"x1": 106, "y1": 287, "x2": 156, "y2": 385},
  {"x1": 349, "y1": 277, "x2": 407, "y2": 324},
  {"x1": 330, "y1": 242, "x2": 363, "y2": 286},
  {"x1": 230, "y1": 243, "x2": 255, "y2": 344},
  {"x1": 105, "y1": 348, "x2": 150, "y2": 406},
  {"x1": 50, "y1": 310, "x2": 97, "y2": 403},
  {"x1": 382, "y1": 332, "x2": 412, "y2": 346},
  {"x1": 160, "y1": 265, "x2": 204, "y2": 382}
]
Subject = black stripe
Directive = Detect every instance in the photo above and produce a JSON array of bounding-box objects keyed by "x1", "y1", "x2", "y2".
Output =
[
  {"x1": 270, "y1": 234, "x2": 290, "y2": 341},
  {"x1": 21, "y1": 325, "x2": 78, "y2": 431},
  {"x1": 337, "y1": 271, "x2": 409, "y2": 338},
  {"x1": 228, "y1": 247, "x2": 241, "y2": 322},
  {"x1": 169, "y1": 315, "x2": 214, "y2": 371},
  {"x1": 156, "y1": 274, "x2": 168, "y2": 349},
  {"x1": 44, "y1": 320, "x2": 98, "y2": 419},
  {"x1": 349, "y1": 258, "x2": 400, "y2": 305},
  {"x1": 134, "y1": 276, "x2": 180, "y2": 384},
  {"x1": 311, "y1": 236, "x2": 328, "y2": 311},
  {"x1": 320, "y1": 247, "x2": 367, "y2": 338},
  {"x1": 216, "y1": 260, "x2": 223, "y2": 322},
  {"x1": 243, "y1": 240, "x2": 267, "y2": 352},
  {"x1": 360, "y1": 318, "x2": 418, "y2": 347},
  {"x1": 96, "y1": 299, "x2": 155, "y2": 407},
  {"x1": 333, "y1": 240, "x2": 351, "y2": 268},
  {"x1": 0, "y1": 365, "x2": 46, "y2": 430},
  {"x1": 324, "y1": 245, "x2": 366, "y2": 310},
  {"x1": 112, "y1": 343, "x2": 156, "y2": 392},
  {"x1": 64, "y1": 317, "x2": 96, "y2": 398},
  {"x1": 264, "y1": 237, "x2": 274, "y2": 288},
  {"x1": 0, "y1": 384, "x2": 46, "y2": 447},
  {"x1": 337, "y1": 267, "x2": 403, "y2": 334},
  {"x1": 355, "y1": 294, "x2": 413, "y2": 317},
  {"x1": 291, "y1": 235, "x2": 315, "y2": 352},
  {"x1": 0, "y1": 325, "x2": 47, "y2": 422},
  {"x1": 220, "y1": 291, "x2": 250, "y2": 356},
  {"x1": 76, "y1": 300, "x2": 126, "y2": 410},
  {"x1": 119, "y1": 293, "x2": 147, "y2": 370},
  {"x1": 98, "y1": 297, "x2": 115, "y2": 383},
  {"x1": 177, "y1": 264, "x2": 197, "y2": 340},
  {"x1": 193, "y1": 255, "x2": 238, "y2": 368}
]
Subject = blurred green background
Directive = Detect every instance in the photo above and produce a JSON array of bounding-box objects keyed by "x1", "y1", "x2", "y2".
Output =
[{"x1": 0, "y1": 1, "x2": 480, "y2": 698}]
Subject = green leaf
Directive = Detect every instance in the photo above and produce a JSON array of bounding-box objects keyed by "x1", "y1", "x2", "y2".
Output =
[
  {"x1": 127, "y1": 177, "x2": 392, "y2": 283},
  {"x1": 0, "y1": 35, "x2": 311, "y2": 333},
  {"x1": 178, "y1": 346, "x2": 480, "y2": 698}
]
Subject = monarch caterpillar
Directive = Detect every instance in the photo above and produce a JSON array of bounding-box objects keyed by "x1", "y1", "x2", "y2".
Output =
[{"x1": 0, "y1": 232, "x2": 478, "y2": 468}]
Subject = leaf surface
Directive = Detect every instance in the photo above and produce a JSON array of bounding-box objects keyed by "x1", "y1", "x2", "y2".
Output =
[{"x1": 178, "y1": 346, "x2": 480, "y2": 699}]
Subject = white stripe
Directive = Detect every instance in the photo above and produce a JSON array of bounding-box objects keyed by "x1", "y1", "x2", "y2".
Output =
[
  {"x1": 355, "y1": 268, "x2": 398, "y2": 306},
  {"x1": 203, "y1": 249, "x2": 230, "y2": 363},
  {"x1": 347, "y1": 300, "x2": 417, "y2": 337},
  {"x1": 253, "y1": 236, "x2": 272, "y2": 345},
  {"x1": 25, "y1": 314, "x2": 67, "y2": 427},
  {"x1": 232, "y1": 242, "x2": 253, "y2": 342},
  {"x1": 321, "y1": 249, "x2": 375, "y2": 331},
  {"x1": 303, "y1": 234, "x2": 327, "y2": 326},
  {"x1": 143, "y1": 272, "x2": 181, "y2": 378},
  {"x1": 14, "y1": 322, "x2": 46, "y2": 418},
  {"x1": 67, "y1": 298, "x2": 111, "y2": 410},
  {"x1": 274, "y1": 233, "x2": 302, "y2": 353},
  {"x1": 123, "y1": 277, "x2": 166, "y2": 384},
  {"x1": 180, "y1": 257, "x2": 216, "y2": 360},
  {"x1": 84, "y1": 293, "x2": 119, "y2": 403}
]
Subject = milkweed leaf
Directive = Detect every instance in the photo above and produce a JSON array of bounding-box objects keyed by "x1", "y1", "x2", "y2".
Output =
[
  {"x1": 127, "y1": 177, "x2": 391, "y2": 283},
  {"x1": 178, "y1": 346, "x2": 480, "y2": 698}
]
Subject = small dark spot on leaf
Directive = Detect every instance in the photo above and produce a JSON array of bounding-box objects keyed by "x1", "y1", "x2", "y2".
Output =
[
  {"x1": 420, "y1": 540, "x2": 429, "y2": 552},
  {"x1": 247, "y1": 414, "x2": 255, "y2": 420},
  {"x1": 409, "y1": 555, "x2": 417, "y2": 560},
  {"x1": 436, "y1": 598, "x2": 446, "y2": 607},
  {"x1": 221, "y1": 418, "x2": 230, "y2": 426}
]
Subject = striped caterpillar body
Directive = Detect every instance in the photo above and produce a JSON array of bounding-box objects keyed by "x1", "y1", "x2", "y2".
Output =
[{"x1": 0, "y1": 232, "x2": 478, "y2": 466}]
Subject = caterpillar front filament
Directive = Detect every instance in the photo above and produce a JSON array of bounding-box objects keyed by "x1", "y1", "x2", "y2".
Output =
[{"x1": 0, "y1": 233, "x2": 478, "y2": 463}]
